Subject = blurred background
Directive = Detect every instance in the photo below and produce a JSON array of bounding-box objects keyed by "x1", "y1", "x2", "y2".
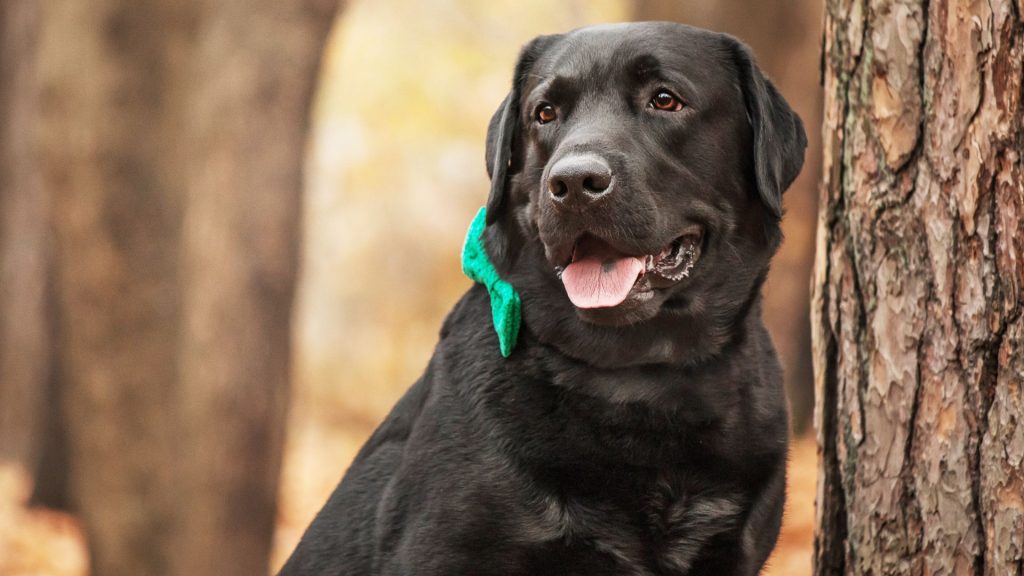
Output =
[{"x1": 0, "y1": 1, "x2": 821, "y2": 574}]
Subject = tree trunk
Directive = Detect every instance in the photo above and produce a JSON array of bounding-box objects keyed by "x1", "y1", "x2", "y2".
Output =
[
  {"x1": 0, "y1": 0, "x2": 48, "y2": 469},
  {"x1": 35, "y1": 1, "x2": 340, "y2": 574},
  {"x1": 172, "y1": 2, "x2": 340, "y2": 574},
  {"x1": 1, "y1": 0, "x2": 75, "y2": 513},
  {"x1": 813, "y1": 1, "x2": 1023, "y2": 574},
  {"x1": 632, "y1": 0, "x2": 823, "y2": 433}
]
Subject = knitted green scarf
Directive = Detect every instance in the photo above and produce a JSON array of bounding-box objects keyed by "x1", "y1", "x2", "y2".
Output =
[{"x1": 461, "y1": 207, "x2": 521, "y2": 357}]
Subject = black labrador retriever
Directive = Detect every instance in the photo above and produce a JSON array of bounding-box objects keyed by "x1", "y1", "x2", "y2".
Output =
[{"x1": 281, "y1": 21, "x2": 806, "y2": 576}]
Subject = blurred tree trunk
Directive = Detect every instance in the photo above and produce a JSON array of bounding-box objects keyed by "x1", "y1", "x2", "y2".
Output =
[
  {"x1": 34, "y1": 1, "x2": 341, "y2": 575},
  {"x1": 1, "y1": 0, "x2": 74, "y2": 513},
  {"x1": 0, "y1": 0, "x2": 48, "y2": 469},
  {"x1": 632, "y1": 0, "x2": 823, "y2": 433},
  {"x1": 172, "y1": 2, "x2": 340, "y2": 574},
  {"x1": 813, "y1": 0, "x2": 1023, "y2": 574}
]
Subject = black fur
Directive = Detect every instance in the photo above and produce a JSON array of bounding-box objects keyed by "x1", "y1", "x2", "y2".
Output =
[{"x1": 281, "y1": 22, "x2": 805, "y2": 576}]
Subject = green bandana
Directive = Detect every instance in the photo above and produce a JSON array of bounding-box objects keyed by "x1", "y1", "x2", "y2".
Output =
[{"x1": 461, "y1": 207, "x2": 521, "y2": 357}]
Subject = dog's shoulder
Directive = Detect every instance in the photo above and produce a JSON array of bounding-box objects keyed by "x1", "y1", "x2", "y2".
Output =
[{"x1": 352, "y1": 371, "x2": 433, "y2": 465}]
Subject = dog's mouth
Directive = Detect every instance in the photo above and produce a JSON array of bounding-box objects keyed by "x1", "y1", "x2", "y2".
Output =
[{"x1": 554, "y1": 227, "x2": 703, "y2": 309}]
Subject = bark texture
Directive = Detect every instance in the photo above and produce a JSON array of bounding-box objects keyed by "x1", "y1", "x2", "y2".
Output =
[
  {"x1": 34, "y1": 1, "x2": 339, "y2": 574},
  {"x1": 632, "y1": 0, "x2": 823, "y2": 432},
  {"x1": 813, "y1": 1, "x2": 1024, "y2": 574}
]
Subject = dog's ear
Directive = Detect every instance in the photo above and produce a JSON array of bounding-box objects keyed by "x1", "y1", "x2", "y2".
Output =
[
  {"x1": 732, "y1": 41, "x2": 807, "y2": 219},
  {"x1": 484, "y1": 92, "x2": 515, "y2": 224},
  {"x1": 484, "y1": 34, "x2": 561, "y2": 225}
]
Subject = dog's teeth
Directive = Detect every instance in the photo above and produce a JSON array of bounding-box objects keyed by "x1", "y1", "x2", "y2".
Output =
[
  {"x1": 554, "y1": 266, "x2": 565, "y2": 279},
  {"x1": 646, "y1": 241, "x2": 699, "y2": 282}
]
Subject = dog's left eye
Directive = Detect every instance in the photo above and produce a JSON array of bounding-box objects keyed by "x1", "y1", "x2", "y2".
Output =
[{"x1": 650, "y1": 90, "x2": 683, "y2": 112}]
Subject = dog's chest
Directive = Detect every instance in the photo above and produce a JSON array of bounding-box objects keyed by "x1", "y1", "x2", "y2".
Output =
[{"x1": 519, "y1": 478, "x2": 743, "y2": 575}]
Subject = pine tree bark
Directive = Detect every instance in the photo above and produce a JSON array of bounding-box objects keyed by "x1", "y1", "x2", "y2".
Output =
[
  {"x1": 813, "y1": 1, "x2": 1024, "y2": 574},
  {"x1": 35, "y1": 1, "x2": 340, "y2": 574},
  {"x1": 632, "y1": 0, "x2": 823, "y2": 433}
]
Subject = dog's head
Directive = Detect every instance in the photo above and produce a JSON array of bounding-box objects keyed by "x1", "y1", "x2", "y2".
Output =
[{"x1": 482, "y1": 22, "x2": 806, "y2": 367}]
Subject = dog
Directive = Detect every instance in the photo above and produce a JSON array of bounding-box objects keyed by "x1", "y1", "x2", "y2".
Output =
[{"x1": 280, "y1": 21, "x2": 806, "y2": 576}]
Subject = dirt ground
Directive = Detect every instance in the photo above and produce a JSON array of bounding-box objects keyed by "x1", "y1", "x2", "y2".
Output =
[{"x1": 0, "y1": 427, "x2": 815, "y2": 575}]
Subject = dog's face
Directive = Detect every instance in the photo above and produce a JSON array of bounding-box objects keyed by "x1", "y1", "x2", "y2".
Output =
[{"x1": 484, "y1": 23, "x2": 805, "y2": 367}]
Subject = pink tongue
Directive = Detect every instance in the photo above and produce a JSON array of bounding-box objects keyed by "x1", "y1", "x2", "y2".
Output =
[{"x1": 562, "y1": 255, "x2": 645, "y2": 309}]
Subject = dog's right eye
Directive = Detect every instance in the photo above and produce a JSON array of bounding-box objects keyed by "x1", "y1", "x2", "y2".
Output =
[
  {"x1": 535, "y1": 104, "x2": 557, "y2": 124},
  {"x1": 650, "y1": 90, "x2": 684, "y2": 112}
]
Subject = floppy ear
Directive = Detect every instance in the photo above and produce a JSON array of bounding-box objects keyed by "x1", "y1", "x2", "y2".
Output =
[
  {"x1": 484, "y1": 35, "x2": 561, "y2": 225},
  {"x1": 732, "y1": 41, "x2": 807, "y2": 219},
  {"x1": 484, "y1": 93, "x2": 515, "y2": 224}
]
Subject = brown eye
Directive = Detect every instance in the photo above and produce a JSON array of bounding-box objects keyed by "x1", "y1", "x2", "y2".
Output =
[
  {"x1": 536, "y1": 104, "x2": 557, "y2": 124},
  {"x1": 651, "y1": 90, "x2": 683, "y2": 111}
]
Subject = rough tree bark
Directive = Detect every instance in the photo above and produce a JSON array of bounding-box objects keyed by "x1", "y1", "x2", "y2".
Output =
[
  {"x1": 632, "y1": 0, "x2": 823, "y2": 433},
  {"x1": 35, "y1": 1, "x2": 340, "y2": 574},
  {"x1": 813, "y1": 1, "x2": 1023, "y2": 574}
]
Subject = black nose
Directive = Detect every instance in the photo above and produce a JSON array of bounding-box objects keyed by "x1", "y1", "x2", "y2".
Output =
[{"x1": 547, "y1": 155, "x2": 613, "y2": 209}]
